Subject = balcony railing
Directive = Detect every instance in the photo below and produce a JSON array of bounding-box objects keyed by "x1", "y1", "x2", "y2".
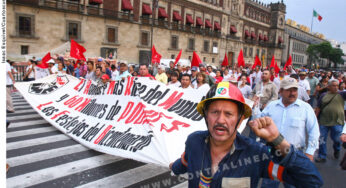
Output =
[
  {"x1": 8, "y1": 0, "x2": 225, "y2": 39},
  {"x1": 226, "y1": 34, "x2": 240, "y2": 40}
]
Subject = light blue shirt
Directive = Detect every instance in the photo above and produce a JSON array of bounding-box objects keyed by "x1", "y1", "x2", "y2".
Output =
[
  {"x1": 261, "y1": 98, "x2": 320, "y2": 155},
  {"x1": 114, "y1": 71, "x2": 132, "y2": 81}
]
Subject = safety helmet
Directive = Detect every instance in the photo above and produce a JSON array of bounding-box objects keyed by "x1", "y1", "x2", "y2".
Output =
[{"x1": 196, "y1": 81, "x2": 252, "y2": 119}]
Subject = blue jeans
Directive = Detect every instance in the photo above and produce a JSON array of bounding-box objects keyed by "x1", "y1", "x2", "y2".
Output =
[
  {"x1": 308, "y1": 95, "x2": 316, "y2": 108},
  {"x1": 318, "y1": 125, "x2": 343, "y2": 159}
]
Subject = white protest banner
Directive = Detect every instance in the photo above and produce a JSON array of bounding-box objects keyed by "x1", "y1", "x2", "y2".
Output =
[{"x1": 14, "y1": 74, "x2": 252, "y2": 166}]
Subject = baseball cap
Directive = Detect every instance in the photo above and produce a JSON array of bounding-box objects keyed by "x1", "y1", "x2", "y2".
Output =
[
  {"x1": 37, "y1": 58, "x2": 42, "y2": 61},
  {"x1": 119, "y1": 61, "x2": 128, "y2": 66},
  {"x1": 101, "y1": 74, "x2": 110, "y2": 80},
  {"x1": 199, "y1": 63, "x2": 206, "y2": 67},
  {"x1": 98, "y1": 58, "x2": 103, "y2": 62},
  {"x1": 299, "y1": 71, "x2": 307, "y2": 75},
  {"x1": 158, "y1": 65, "x2": 165, "y2": 70},
  {"x1": 191, "y1": 67, "x2": 198, "y2": 71},
  {"x1": 280, "y1": 78, "x2": 299, "y2": 89},
  {"x1": 48, "y1": 59, "x2": 55, "y2": 64},
  {"x1": 309, "y1": 71, "x2": 315, "y2": 73}
]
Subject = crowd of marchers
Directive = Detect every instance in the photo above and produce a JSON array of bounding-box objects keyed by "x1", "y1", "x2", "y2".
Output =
[{"x1": 5, "y1": 56, "x2": 346, "y2": 176}]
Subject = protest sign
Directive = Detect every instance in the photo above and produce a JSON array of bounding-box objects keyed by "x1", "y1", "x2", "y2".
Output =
[{"x1": 15, "y1": 75, "x2": 252, "y2": 166}]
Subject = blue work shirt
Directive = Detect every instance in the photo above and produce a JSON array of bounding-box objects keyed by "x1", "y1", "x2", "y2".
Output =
[
  {"x1": 261, "y1": 99, "x2": 320, "y2": 155},
  {"x1": 172, "y1": 131, "x2": 323, "y2": 188},
  {"x1": 114, "y1": 70, "x2": 131, "y2": 81}
]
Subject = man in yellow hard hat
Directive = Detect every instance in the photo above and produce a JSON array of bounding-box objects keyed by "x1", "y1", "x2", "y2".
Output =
[{"x1": 169, "y1": 81, "x2": 323, "y2": 187}]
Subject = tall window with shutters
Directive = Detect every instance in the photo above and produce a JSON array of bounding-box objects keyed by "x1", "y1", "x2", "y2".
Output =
[
  {"x1": 16, "y1": 14, "x2": 35, "y2": 37},
  {"x1": 171, "y1": 35, "x2": 178, "y2": 49},
  {"x1": 188, "y1": 38, "x2": 195, "y2": 50},
  {"x1": 66, "y1": 21, "x2": 81, "y2": 41},
  {"x1": 203, "y1": 40, "x2": 210, "y2": 52},
  {"x1": 140, "y1": 31, "x2": 150, "y2": 46},
  {"x1": 106, "y1": 27, "x2": 118, "y2": 43}
]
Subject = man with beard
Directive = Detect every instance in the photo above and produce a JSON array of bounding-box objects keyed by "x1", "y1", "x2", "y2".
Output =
[
  {"x1": 251, "y1": 69, "x2": 278, "y2": 110},
  {"x1": 169, "y1": 82, "x2": 323, "y2": 187},
  {"x1": 260, "y1": 77, "x2": 320, "y2": 188}
]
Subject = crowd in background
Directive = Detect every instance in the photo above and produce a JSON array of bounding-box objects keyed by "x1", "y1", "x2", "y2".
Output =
[{"x1": 6, "y1": 56, "x2": 346, "y2": 174}]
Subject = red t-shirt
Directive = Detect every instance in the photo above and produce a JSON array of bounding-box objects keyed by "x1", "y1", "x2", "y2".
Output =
[
  {"x1": 138, "y1": 74, "x2": 156, "y2": 80},
  {"x1": 214, "y1": 76, "x2": 223, "y2": 84}
]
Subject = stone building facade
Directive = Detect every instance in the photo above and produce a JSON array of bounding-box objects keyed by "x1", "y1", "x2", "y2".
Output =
[
  {"x1": 282, "y1": 21, "x2": 327, "y2": 68},
  {"x1": 7, "y1": 0, "x2": 286, "y2": 67}
]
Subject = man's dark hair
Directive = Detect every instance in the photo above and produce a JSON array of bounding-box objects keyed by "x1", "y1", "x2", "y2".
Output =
[
  {"x1": 181, "y1": 74, "x2": 191, "y2": 81},
  {"x1": 171, "y1": 71, "x2": 179, "y2": 78},
  {"x1": 96, "y1": 66, "x2": 102, "y2": 71},
  {"x1": 139, "y1": 64, "x2": 149, "y2": 69}
]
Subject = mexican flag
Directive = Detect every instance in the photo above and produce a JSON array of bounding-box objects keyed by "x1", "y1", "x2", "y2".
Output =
[{"x1": 313, "y1": 10, "x2": 322, "y2": 21}]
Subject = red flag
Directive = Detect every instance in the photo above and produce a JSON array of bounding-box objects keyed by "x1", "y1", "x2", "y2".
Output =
[
  {"x1": 252, "y1": 55, "x2": 261, "y2": 69},
  {"x1": 70, "y1": 39, "x2": 86, "y2": 61},
  {"x1": 191, "y1": 51, "x2": 202, "y2": 67},
  {"x1": 269, "y1": 55, "x2": 275, "y2": 68},
  {"x1": 151, "y1": 45, "x2": 162, "y2": 64},
  {"x1": 237, "y1": 49, "x2": 245, "y2": 67},
  {"x1": 37, "y1": 52, "x2": 51, "y2": 69},
  {"x1": 221, "y1": 53, "x2": 228, "y2": 67},
  {"x1": 274, "y1": 61, "x2": 280, "y2": 74},
  {"x1": 174, "y1": 49, "x2": 182, "y2": 66},
  {"x1": 283, "y1": 55, "x2": 292, "y2": 70}
]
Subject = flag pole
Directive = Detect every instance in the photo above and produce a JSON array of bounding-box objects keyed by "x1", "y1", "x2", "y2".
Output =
[{"x1": 310, "y1": 9, "x2": 314, "y2": 32}]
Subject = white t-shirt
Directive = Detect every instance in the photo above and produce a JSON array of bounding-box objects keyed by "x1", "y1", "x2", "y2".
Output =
[
  {"x1": 223, "y1": 73, "x2": 232, "y2": 81},
  {"x1": 251, "y1": 71, "x2": 262, "y2": 85},
  {"x1": 196, "y1": 83, "x2": 210, "y2": 91},
  {"x1": 35, "y1": 67, "x2": 50, "y2": 79},
  {"x1": 273, "y1": 77, "x2": 281, "y2": 93},
  {"x1": 11, "y1": 66, "x2": 18, "y2": 73},
  {"x1": 239, "y1": 84, "x2": 252, "y2": 99},
  {"x1": 51, "y1": 65, "x2": 58, "y2": 74},
  {"x1": 298, "y1": 86, "x2": 310, "y2": 102},
  {"x1": 209, "y1": 72, "x2": 216, "y2": 77},
  {"x1": 26, "y1": 65, "x2": 35, "y2": 79},
  {"x1": 6, "y1": 63, "x2": 13, "y2": 85},
  {"x1": 299, "y1": 79, "x2": 311, "y2": 91},
  {"x1": 180, "y1": 85, "x2": 193, "y2": 90},
  {"x1": 168, "y1": 81, "x2": 181, "y2": 87},
  {"x1": 111, "y1": 70, "x2": 119, "y2": 81}
]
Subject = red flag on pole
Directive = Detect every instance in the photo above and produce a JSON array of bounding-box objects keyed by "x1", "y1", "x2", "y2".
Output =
[
  {"x1": 252, "y1": 55, "x2": 261, "y2": 69},
  {"x1": 269, "y1": 55, "x2": 275, "y2": 68},
  {"x1": 37, "y1": 52, "x2": 51, "y2": 69},
  {"x1": 237, "y1": 49, "x2": 245, "y2": 67},
  {"x1": 191, "y1": 51, "x2": 202, "y2": 67},
  {"x1": 174, "y1": 49, "x2": 182, "y2": 66},
  {"x1": 221, "y1": 53, "x2": 228, "y2": 67},
  {"x1": 283, "y1": 55, "x2": 292, "y2": 70},
  {"x1": 151, "y1": 45, "x2": 162, "y2": 64},
  {"x1": 274, "y1": 61, "x2": 280, "y2": 74},
  {"x1": 70, "y1": 39, "x2": 86, "y2": 61}
]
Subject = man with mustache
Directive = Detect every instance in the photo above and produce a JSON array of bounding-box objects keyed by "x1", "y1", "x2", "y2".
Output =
[
  {"x1": 260, "y1": 77, "x2": 320, "y2": 188},
  {"x1": 169, "y1": 82, "x2": 322, "y2": 187},
  {"x1": 251, "y1": 69, "x2": 278, "y2": 110}
]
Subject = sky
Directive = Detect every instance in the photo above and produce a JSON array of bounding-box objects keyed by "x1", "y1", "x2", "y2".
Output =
[{"x1": 260, "y1": 0, "x2": 346, "y2": 43}]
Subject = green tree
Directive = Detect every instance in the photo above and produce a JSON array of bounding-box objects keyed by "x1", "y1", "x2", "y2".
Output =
[
  {"x1": 306, "y1": 44, "x2": 319, "y2": 69},
  {"x1": 306, "y1": 42, "x2": 344, "y2": 69},
  {"x1": 329, "y1": 48, "x2": 344, "y2": 68}
]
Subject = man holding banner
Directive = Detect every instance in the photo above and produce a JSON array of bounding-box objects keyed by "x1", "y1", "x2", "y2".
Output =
[{"x1": 170, "y1": 82, "x2": 323, "y2": 187}]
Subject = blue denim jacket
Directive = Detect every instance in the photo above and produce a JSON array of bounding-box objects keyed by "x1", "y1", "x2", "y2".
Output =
[{"x1": 172, "y1": 131, "x2": 323, "y2": 188}]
